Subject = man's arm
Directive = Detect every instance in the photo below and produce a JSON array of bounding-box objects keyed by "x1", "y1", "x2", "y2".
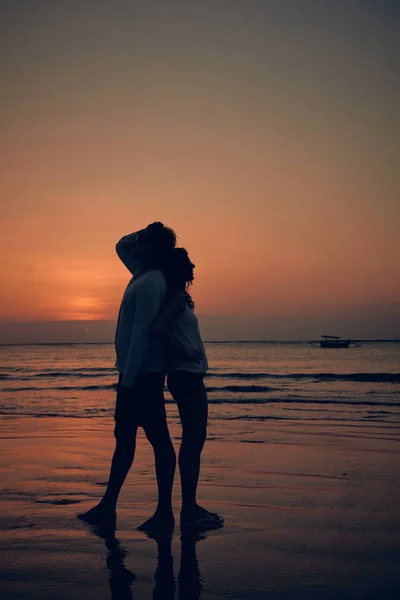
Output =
[
  {"x1": 151, "y1": 292, "x2": 186, "y2": 332},
  {"x1": 115, "y1": 231, "x2": 141, "y2": 275},
  {"x1": 121, "y1": 280, "x2": 165, "y2": 388}
]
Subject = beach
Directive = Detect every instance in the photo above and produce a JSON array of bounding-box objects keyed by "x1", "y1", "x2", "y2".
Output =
[
  {"x1": 1, "y1": 341, "x2": 399, "y2": 599},
  {"x1": 1, "y1": 412, "x2": 400, "y2": 600}
]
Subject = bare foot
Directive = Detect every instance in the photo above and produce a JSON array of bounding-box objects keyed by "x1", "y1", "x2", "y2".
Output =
[
  {"x1": 195, "y1": 504, "x2": 224, "y2": 522},
  {"x1": 137, "y1": 508, "x2": 175, "y2": 532},
  {"x1": 77, "y1": 502, "x2": 116, "y2": 530},
  {"x1": 181, "y1": 504, "x2": 224, "y2": 530}
]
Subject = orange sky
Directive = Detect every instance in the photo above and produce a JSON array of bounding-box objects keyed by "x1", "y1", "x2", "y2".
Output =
[{"x1": 0, "y1": 1, "x2": 399, "y2": 340}]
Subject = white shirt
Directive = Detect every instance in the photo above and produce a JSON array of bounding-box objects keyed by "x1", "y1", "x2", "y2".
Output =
[
  {"x1": 165, "y1": 306, "x2": 208, "y2": 373},
  {"x1": 115, "y1": 233, "x2": 166, "y2": 387}
]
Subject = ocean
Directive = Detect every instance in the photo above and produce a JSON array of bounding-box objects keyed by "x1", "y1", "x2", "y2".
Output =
[{"x1": 1, "y1": 341, "x2": 399, "y2": 426}]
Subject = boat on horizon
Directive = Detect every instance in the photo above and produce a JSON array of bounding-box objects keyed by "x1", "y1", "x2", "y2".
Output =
[{"x1": 310, "y1": 335, "x2": 360, "y2": 348}]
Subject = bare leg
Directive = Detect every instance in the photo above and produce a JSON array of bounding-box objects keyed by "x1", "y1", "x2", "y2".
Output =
[
  {"x1": 79, "y1": 372, "x2": 169, "y2": 530},
  {"x1": 178, "y1": 389, "x2": 207, "y2": 509},
  {"x1": 176, "y1": 387, "x2": 223, "y2": 528},
  {"x1": 103, "y1": 428, "x2": 137, "y2": 507},
  {"x1": 137, "y1": 415, "x2": 176, "y2": 531},
  {"x1": 77, "y1": 425, "x2": 137, "y2": 529}
]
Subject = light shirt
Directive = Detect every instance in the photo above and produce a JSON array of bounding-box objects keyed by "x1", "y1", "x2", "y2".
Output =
[
  {"x1": 165, "y1": 306, "x2": 208, "y2": 373},
  {"x1": 115, "y1": 233, "x2": 166, "y2": 387}
]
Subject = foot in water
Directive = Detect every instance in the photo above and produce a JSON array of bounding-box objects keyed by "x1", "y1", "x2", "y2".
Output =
[
  {"x1": 137, "y1": 508, "x2": 175, "y2": 532},
  {"x1": 181, "y1": 504, "x2": 224, "y2": 530},
  {"x1": 77, "y1": 502, "x2": 117, "y2": 529}
]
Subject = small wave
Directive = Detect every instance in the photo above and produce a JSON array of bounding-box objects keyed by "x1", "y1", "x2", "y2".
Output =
[
  {"x1": 3, "y1": 368, "x2": 399, "y2": 384},
  {"x1": 0, "y1": 366, "x2": 116, "y2": 374},
  {"x1": 1, "y1": 397, "x2": 399, "y2": 419},
  {"x1": 207, "y1": 385, "x2": 274, "y2": 393},
  {"x1": 207, "y1": 372, "x2": 273, "y2": 379},
  {"x1": 208, "y1": 372, "x2": 400, "y2": 383},
  {"x1": 80, "y1": 384, "x2": 118, "y2": 391},
  {"x1": 4, "y1": 372, "x2": 112, "y2": 381},
  {"x1": 0, "y1": 408, "x2": 399, "y2": 422},
  {"x1": 34, "y1": 498, "x2": 83, "y2": 505},
  {"x1": 206, "y1": 398, "x2": 400, "y2": 407},
  {"x1": 0, "y1": 384, "x2": 117, "y2": 392},
  {"x1": 2, "y1": 383, "x2": 273, "y2": 393},
  {"x1": 32, "y1": 372, "x2": 111, "y2": 379},
  {"x1": 309, "y1": 373, "x2": 400, "y2": 383}
]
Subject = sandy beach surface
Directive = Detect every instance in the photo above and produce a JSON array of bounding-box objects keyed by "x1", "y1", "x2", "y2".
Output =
[{"x1": 1, "y1": 413, "x2": 399, "y2": 600}]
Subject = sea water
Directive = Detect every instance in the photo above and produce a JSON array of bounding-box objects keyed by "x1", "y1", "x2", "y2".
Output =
[{"x1": 0, "y1": 341, "x2": 399, "y2": 426}]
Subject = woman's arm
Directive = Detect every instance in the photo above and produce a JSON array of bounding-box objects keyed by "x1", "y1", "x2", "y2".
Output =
[
  {"x1": 151, "y1": 292, "x2": 186, "y2": 332},
  {"x1": 152, "y1": 293, "x2": 203, "y2": 362}
]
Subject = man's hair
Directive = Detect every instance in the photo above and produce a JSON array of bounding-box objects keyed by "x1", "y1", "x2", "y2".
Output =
[{"x1": 143, "y1": 222, "x2": 177, "y2": 253}]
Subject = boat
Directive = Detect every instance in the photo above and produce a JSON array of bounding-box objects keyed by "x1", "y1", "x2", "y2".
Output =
[{"x1": 310, "y1": 335, "x2": 360, "y2": 348}]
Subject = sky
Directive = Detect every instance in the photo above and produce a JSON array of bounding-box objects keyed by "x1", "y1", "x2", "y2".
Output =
[{"x1": 0, "y1": 0, "x2": 399, "y2": 342}]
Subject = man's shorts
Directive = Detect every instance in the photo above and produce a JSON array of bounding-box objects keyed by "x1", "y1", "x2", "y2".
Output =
[{"x1": 114, "y1": 371, "x2": 166, "y2": 432}]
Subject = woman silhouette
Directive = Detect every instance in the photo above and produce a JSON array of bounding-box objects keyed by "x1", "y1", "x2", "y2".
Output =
[{"x1": 153, "y1": 248, "x2": 223, "y2": 529}]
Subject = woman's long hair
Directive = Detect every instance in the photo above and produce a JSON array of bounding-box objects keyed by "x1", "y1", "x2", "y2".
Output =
[{"x1": 163, "y1": 248, "x2": 195, "y2": 310}]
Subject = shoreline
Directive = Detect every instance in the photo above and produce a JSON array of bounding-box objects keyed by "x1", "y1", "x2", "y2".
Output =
[{"x1": 1, "y1": 416, "x2": 400, "y2": 599}]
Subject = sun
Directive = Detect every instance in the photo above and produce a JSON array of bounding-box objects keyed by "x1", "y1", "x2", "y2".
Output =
[{"x1": 54, "y1": 297, "x2": 109, "y2": 320}]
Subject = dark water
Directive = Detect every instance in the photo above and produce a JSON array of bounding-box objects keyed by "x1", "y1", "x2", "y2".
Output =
[{"x1": 0, "y1": 342, "x2": 399, "y2": 425}]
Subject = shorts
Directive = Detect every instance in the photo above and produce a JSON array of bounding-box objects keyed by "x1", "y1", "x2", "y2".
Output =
[
  {"x1": 114, "y1": 371, "x2": 166, "y2": 430},
  {"x1": 167, "y1": 371, "x2": 206, "y2": 401}
]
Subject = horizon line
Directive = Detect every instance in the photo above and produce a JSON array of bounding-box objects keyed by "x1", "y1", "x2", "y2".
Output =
[{"x1": 1, "y1": 339, "x2": 399, "y2": 347}]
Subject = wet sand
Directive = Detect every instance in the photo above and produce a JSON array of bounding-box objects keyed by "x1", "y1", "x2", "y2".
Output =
[{"x1": 1, "y1": 415, "x2": 400, "y2": 599}]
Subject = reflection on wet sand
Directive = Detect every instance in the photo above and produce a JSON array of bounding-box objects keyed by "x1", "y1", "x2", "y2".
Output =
[
  {"x1": 88, "y1": 524, "x2": 220, "y2": 600},
  {"x1": 150, "y1": 530, "x2": 175, "y2": 600},
  {"x1": 178, "y1": 531, "x2": 204, "y2": 600},
  {"x1": 91, "y1": 525, "x2": 136, "y2": 600}
]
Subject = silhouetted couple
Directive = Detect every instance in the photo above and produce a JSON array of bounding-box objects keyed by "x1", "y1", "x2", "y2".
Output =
[{"x1": 78, "y1": 222, "x2": 223, "y2": 533}]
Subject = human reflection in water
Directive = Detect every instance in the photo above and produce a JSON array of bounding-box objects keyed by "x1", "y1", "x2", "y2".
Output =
[
  {"x1": 91, "y1": 524, "x2": 136, "y2": 600},
  {"x1": 177, "y1": 530, "x2": 205, "y2": 600},
  {"x1": 148, "y1": 528, "x2": 209, "y2": 600},
  {"x1": 87, "y1": 523, "x2": 220, "y2": 600},
  {"x1": 148, "y1": 530, "x2": 176, "y2": 600}
]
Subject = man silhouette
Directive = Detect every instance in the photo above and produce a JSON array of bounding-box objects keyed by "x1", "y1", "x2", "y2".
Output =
[{"x1": 78, "y1": 222, "x2": 177, "y2": 531}]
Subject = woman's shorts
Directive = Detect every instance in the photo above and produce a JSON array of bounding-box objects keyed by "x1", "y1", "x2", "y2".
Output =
[{"x1": 167, "y1": 371, "x2": 206, "y2": 401}]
